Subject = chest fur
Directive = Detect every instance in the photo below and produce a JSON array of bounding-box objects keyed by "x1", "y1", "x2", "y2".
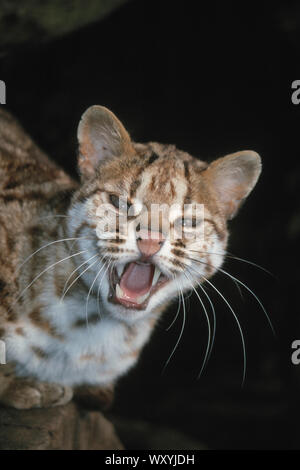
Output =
[{"x1": 5, "y1": 294, "x2": 152, "y2": 386}]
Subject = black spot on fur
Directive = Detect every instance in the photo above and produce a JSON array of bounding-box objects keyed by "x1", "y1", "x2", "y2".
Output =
[
  {"x1": 171, "y1": 248, "x2": 185, "y2": 258},
  {"x1": 0, "y1": 278, "x2": 6, "y2": 292},
  {"x1": 148, "y1": 152, "x2": 159, "y2": 165},
  {"x1": 183, "y1": 161, "x2": 190, "y2": 180},
  {"x1": 4, "y1": 180, "x2": 18, "y2": 190},
  {"x1": 174, "y1": 240, "x2": 185, "y2": 248}
]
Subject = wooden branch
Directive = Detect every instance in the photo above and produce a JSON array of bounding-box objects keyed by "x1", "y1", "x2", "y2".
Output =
[{"x1": 0, "y1": 402, "x2": 124, "y2": 450}]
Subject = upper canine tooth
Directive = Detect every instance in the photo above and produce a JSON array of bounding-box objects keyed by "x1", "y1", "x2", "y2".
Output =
[
  {"x1": 116, "y1": 283, "x2": 124, "y2": 298},
  {"x1": 152, "y1": 266, "x2": 161, "y2": 286}
]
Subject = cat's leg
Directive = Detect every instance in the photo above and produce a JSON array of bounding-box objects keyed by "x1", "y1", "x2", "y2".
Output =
[
  {"x1": 0, "y1": 363, "x2": 73, "y2": 410},
  {"x1": 74, "y1": 383, "x2": 114, "y2": 411}
]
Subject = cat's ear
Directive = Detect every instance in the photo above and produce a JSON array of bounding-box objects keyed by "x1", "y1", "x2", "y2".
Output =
[
  {"x1": 77, "y1": 105, "x2": 135, "y2": 178},
  {"x1": 204, "y1": 150, "x2": 262, "y2": 219}
]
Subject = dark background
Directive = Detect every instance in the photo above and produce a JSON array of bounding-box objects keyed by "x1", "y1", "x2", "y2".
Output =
[{"x1": 1, "y1": 0, "x2": 299, "y2": 449}]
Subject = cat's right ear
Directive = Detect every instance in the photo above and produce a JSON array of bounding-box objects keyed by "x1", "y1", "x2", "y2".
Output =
[{"x1": 77, "y1": 105, "x2": 135, "y2": 179}]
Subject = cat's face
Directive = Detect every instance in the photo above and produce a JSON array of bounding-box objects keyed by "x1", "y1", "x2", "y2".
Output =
[{"x1": 68, "y1": 106, "x2": 261, "y2": 323}]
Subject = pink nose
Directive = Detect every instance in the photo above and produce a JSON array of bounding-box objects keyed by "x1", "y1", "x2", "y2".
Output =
[{"x1": 137, "y1": 231, "x2": 164, "y2": 258}]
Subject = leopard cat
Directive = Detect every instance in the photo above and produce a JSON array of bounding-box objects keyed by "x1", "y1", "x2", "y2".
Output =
[{"x1": 0, "y1": 106, "x2": 261, "y2": 409}]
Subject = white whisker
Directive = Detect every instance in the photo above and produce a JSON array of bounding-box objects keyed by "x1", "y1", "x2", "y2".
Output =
[
  {"x1": 188, "y1": 248, "x2": 274, "y2": 278},
  {"x1": 218, "y1": 267, "x2": 275, "y2": 337},
  {"x1": 60, "y1": 254, "x2": 99, "y2": 302},
  {"x1": 14, "y1": 250, "x2": 87, "y2": 308},
  {"x1": 184, "y1": 266, "x2": 216, "y2": 370},
  {"x1": 17, "y1": 237, "x2": 90, "y2": 272},
  {"x1": 162, "y1": 283, "x2": 186, "y2": 373},
  {"x1": 96, "y1": 256, "x2": 113, "y2": 317},
  {"x1": 183, "y1": 269, "x2": 212, "y2": 379},
  {"x1": 201, "y1": 272, "x2": 246, "y2": 387},
  {"x1": 186, "y1": 255, "x2": 275, "y2": 337},
  {"x1": 166, "y1": 283, "x2": 181, "y2": 331},
  {"x1": 85, "y1": 259, "x2": 111, "y2": 328}
]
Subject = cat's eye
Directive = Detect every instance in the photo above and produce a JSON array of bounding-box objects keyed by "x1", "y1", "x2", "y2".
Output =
[
  {"x1": 109, "y1": 194, "x2": 131, "y2": 213},
  {"x1": 175, "y1": 217, "x2": 197, "y2": 229},
  {"x1": 183, "y1": 217, "x2": 197, "y2": 228}
]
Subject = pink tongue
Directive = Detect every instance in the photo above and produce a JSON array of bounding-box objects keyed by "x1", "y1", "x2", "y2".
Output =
[{"x1": 120, "y1": 262, "x2": 154, "y2": 299}]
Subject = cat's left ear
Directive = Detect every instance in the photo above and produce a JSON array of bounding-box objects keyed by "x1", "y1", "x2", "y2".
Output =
[
  {"x1": 77, "y1": 105, "x2": 135, "y2": 178},
  {"x1": 204, "y1": 150, "x2": 262, "y2": 219}
]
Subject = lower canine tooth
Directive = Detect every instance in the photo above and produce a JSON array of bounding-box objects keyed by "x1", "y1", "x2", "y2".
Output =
[
  {"x1": 116, "y1": 283, "x2": 124, "y2": 298},
  {"x1": 136, "y1": 291, "x2": 150, "y2": 304}
]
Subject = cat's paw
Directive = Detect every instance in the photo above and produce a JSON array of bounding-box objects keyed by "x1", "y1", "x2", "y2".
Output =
[
  {"x1": 34, "y1": 382, "x2": 73, "y2": 408},
  {"x1": 74, "y1": 384, "x2": 114, "y2": 411},
  {"x1": 0, "y1": 379, "x2": 73, "y2": 410}
]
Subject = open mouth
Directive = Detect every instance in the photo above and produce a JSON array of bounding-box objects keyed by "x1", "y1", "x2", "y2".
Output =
[{"x1": 108, "y1": 261, "x2": 169, "y2": 310}]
